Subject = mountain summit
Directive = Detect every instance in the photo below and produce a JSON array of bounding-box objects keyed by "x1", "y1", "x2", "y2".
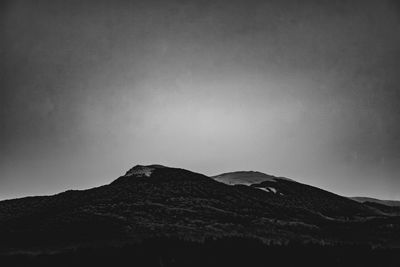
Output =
[{"x1": 124, "y1": 164, "x2": 167, "y2": 177}]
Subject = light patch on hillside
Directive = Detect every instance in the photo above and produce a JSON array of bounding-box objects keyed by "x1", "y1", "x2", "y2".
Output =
[
  {"x1": 213, "y1": 171, "x2": 294, "y2": 186},
  {"x1": 258, "y1": 187, "x2": 278, "y2": 194},
  {"x1": 125, "y1": 165, "x2": 166, "y2": 177}
]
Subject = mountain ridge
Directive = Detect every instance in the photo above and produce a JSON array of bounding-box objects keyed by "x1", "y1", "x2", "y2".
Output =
[{"x1": 1, "y1": 164, "x2": 399, "y2": 255}]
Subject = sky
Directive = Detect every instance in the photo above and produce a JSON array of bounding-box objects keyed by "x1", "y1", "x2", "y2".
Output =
[{"x1": 1, "y1": 0, "x2": 400, "y2": 200}]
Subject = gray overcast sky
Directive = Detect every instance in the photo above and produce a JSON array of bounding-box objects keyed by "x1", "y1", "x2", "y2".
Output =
[{"x1": 1, "y1": 0, "x2": 400, "y2": 200}]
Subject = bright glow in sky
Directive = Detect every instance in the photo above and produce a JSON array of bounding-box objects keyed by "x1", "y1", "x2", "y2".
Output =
[{"x1": 2, "y1": 0, "x2": 400, "y2": 201}]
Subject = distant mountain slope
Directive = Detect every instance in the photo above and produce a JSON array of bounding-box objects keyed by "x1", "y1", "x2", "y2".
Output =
[
  {"x1": 0, "y1": 165, "x2": 399, "y2": 254},
  {"x1": 350, "y1": 197, "x2": 400, "y2": 216},
  {"x1": 350, "y1": 197, "x2": 400, "y2": 207},
  {"x1": 213, "y1": 171, "x2": 376, "y2": 218}
]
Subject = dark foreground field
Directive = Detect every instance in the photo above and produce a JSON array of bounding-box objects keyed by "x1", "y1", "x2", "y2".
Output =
[{"x1": 1, "y1": 237, "x2": 399, "y2": 267}]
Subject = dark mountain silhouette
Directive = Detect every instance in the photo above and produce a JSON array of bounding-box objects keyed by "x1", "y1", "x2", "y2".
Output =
[{"x1": 1, "y1": 165, "x2": 400, "y2": 266}]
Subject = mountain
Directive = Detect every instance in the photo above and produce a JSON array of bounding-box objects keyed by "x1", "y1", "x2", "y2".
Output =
[{"x1": 1, "y1": 164, "x2": 400, "y2": 264}]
